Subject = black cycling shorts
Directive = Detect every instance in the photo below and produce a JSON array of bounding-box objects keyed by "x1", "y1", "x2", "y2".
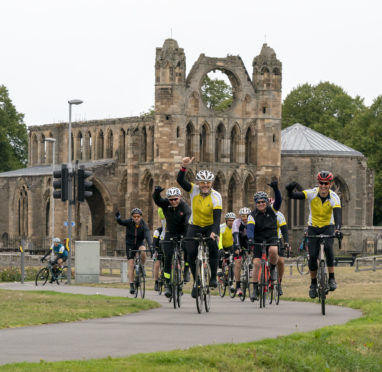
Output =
[
  {"x1": 126, "y1": 242, "x2": 145, "y2": 260},
  {"x1": 253, "y1": 237, "x2": 279, "y2": 259}
]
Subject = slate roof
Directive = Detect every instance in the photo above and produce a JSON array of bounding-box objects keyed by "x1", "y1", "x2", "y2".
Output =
[
  {"x1": 0, "y1": 160, "x2": 115, "y2": 178},
  {"x1": 281, "y1": 123, "x2": 364, "y2": 157}
]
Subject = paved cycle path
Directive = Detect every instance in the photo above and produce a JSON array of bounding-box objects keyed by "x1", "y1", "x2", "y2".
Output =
[{"x1": 0, "y1": 282, "x2": 361, "y2": 365}]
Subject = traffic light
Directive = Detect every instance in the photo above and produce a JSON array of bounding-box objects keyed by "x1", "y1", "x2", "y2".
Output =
[
  {"x1": 77, "y1": 166, "x2": 93, "y2": 202},
  {"x1": 53, "y1": 164, "x2": 69, "y2": 201}
]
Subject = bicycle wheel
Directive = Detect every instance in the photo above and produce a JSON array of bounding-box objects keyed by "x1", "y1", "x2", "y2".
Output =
[
  {"x1": 228, "y1": 264, "x2": 236, "y2": 298},
  {"x1": 240, "y1": 266, "x2": 248, "y2": 302},
  {"x1": 204, "y1": 263, "x2": 211, "y2": 313},
  {"x1": 139, "y1": 264, "x2": 145, "y2": 299},
  {"x1": 218, "y1": 262, "x2": 227, "y2": 298},
  {"x1": 35, "y1": 267, "x2": 49, "y2": 286},
  {"x1": 259, "y1": 263, "x2": 266, "y2": 308},
  {"x1": 176, "y1": 259, "x2": 182, "y2": 308},
  {"x1": 319, "y1": 261, "x2": 326, "y2": 315},
  {"x1": 195, "y1": 260, "x2": 203, "y2": 314},
  {"x1": 171, "y1": 259, "x2": 177, "y2": 309},
  {"x1": 297, "y1": 255, "x2": 309, "y2": 275},
  {"x1": 57, "y1": 266, "x2": 69, "y2": 285}
]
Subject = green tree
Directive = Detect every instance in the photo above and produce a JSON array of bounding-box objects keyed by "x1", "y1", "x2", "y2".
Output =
[
  {"x1": 345, "y1": 96, "x2": 382, "y2": 225},
  {"x1": 201, "y1": 75, "x2": 233, "y2": 112},
  {"x1": 282, "y1": 82, "x2": 365, "y2": 141},
  {"x1": 0, "y1": 85, "x2": 28, "y2": 171}
]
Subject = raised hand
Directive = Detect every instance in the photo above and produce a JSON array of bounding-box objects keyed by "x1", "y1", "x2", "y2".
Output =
[{"x1": 182, "y1": 157, "x2": 194, "y2": 168}]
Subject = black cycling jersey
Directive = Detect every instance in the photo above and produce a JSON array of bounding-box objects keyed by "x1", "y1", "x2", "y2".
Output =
[
  {"x1": 153, "y1": 190, "x2": 191, "y2": 236},
  {"x1": 116, "y1": 216, "x2": 152, "y2": 246},
  {"x1": 248, "y1": 206, "x2": 278, "y2": 241}
]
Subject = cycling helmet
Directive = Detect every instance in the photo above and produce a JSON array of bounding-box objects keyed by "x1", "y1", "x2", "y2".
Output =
[
  {"x1": 317, "y1": 171, "x2": 334, "y2": 182},
  {"x1": 53, "y1": 237, "x2": 61, "y2": 244},
  {"x1": 254, "y1": 191, "x2": 269, "y2": 202},
  {"x1": 166, "y1": 187, "x2": 182, "y2": 198},
  {"x1": 131, "y1": 208, "x2": 143, "y2": 216},
  {"x1": 239, "y1": 207, "x2": 251, "y2": 215},
  {"x1": 196, "y1": 170, "x2": 215, "y2": 182},
  {"x1": 225, "y1": 212, "x2": 236, "y2": 220}
]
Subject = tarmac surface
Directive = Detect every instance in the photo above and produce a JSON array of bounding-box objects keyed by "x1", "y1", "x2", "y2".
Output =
[{"x1": 0, "y1": 282, "x2": 361, "y2": 365}]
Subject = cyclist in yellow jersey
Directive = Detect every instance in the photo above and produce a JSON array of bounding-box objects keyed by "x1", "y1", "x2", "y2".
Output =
[
  {"x1": 218, "y1": 212, "x2": 236, "y2": 289},
  {"x1": 177, "y1": 156, "x2": 222, "y2": 298},
  {"x1": 286, "y1": 171, "x2": 343, "y2": 299}
]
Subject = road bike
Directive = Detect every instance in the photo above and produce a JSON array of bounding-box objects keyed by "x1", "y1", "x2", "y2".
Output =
[
  {"x1": 169, "y1": 237, "x2": 184, "y2": 309},
  {"x1": 131, "y1": 249, "x2": 149, "y2": 299},
  {"x1": 153, "y1": 247, "x2": 165, "y2": 295},
  {"x1": 304, "y1": 234, "x2": 341, "y2": 315},
  {"x1": 184, "y1": 234, "x2": 213, "y2": 314},
  {"x1": 239, "y1": 248, "x2": 252, "y2": 302},
  {"x1": 296, "y1": 238, "x2": 310, "y2": 275},
  {"x1": 254, "y1": 241, "x2": 280, "y2": 308},
  {"x1": 35, "y1": 258, "x2": 68, "y2": 286},
  {"x1": 218, "y1": 249, "x2": 234, "y2": 298}
]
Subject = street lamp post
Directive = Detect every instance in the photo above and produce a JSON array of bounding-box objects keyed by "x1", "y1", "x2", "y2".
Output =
[
  {"x1": 67, "y1": 99, "x2": 83, "y2": 283},
  {"x1": 44, "y1": 137, "x2": 56, "y2": 255}
]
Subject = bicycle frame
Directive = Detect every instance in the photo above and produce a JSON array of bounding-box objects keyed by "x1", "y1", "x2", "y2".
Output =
[
  {"x1": 183, "y1": 234, "x2": 212, "y2": 313},
  {"x1": 305, "y1": 234, "x2": 341, "y2": 315},
  {"x1": 253, "y1": 241, "x2": 278, "y2": 308}
]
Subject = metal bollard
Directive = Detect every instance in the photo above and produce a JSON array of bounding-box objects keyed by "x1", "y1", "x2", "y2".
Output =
[
  {"x1": 20, "y1": 241, "x2": 25, "y2": 284},
  {"x1": 120, "y1": 260, "x2": 128, "y2": 283}
]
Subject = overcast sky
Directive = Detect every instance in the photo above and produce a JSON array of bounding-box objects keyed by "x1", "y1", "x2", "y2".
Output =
[{"x1": 1, "y1": 0, "x2": 381, "y2": 126}]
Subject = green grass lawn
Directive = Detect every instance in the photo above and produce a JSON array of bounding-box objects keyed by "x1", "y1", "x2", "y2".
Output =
[
  {"x1": 0, "y1": 290, "x2": 160, "y2": 329},
  {"x1": 1, "y1": 267, "x2": 382, "y2": 371}
]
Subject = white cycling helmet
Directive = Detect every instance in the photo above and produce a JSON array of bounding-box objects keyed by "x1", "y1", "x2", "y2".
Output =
[
  {"x1": 166, "y1": 187, "x2": 182, "y2": 198},
  {"x1": 196, "y1": 170, "x2": 215, "y2": 182},
  {"x1": 239, "y1": 207, "x2": 251, "y2": 215},
  {"x1": 53, "y1": 237, "x2": 61, "y2": 244},
  {"x1": 225, "y1": 212, "x2": 236, "y2": 220}
]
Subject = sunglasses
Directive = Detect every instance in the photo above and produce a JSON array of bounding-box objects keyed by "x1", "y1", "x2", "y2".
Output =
[
  {"x1": 168, "y1": 198, "x2": 179, "y2": 202},
  {"x1": 319, "y1": 181, "x2": 330, "y2": 185},
  {"x1": 256, "y1": 200, "x2": 266, "y2": 204}
]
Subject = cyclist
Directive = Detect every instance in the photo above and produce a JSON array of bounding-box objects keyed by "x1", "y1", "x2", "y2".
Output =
[
  {"x1": 218, "y1": 212, "x2": 236, "y2": 292},
  {"x1": 153, "y1": 186, "x2": 191, "y2": 298},
  {"x1": 177, "y1": 156, "x2": 222, "y2": 298},
  {"x1": 286, "y1": 171, "x2": 342, "y2": 298},
  {"x1": 40, "y1": 237, "x2": 68, "y2": 283},
  {"x1": 247, "y1": 181, "x2": 282, "y2": 301},
  {"x1": 269, "y1": 198, "x2": 290, "y2": 296},
  {"x1": 231, "y1": 207, "x2": 251, "y2": 296},
  {"x1": 152, "y1": 208, "x2": 166, "y2": 292},
  {"x1": 115, "y1": 208, "x2": 153, "y2": 295}
]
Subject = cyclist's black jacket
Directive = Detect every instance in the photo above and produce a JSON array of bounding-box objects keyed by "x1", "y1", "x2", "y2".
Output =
[
  {"x1": 247, "y1": 206, "x2": 278, "y2": 242},
  {"x1": 116, "y1": 216, "x2": 152, "y2": 246},
  {"x1": 153, "y1": 190, "x2": 191, "y2": 236}
]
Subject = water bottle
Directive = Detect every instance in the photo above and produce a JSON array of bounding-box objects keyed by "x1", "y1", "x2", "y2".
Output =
[{"x1": 135, "y1": 264, "x2": 140, "y2": 275}]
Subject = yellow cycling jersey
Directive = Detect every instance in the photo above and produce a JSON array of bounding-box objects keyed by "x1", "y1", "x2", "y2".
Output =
[
  {"x1": 302, "y1": 188, "x2": 341, "y2": 227},
  {"x1": 188, "y1": 183, "x2": 222, "y2": 227},
  {"x1": 219, "y1": 223, "x2": 233, "y2": 249},
  {"x1": 276, "y1": 210, "x2": 287, "y2": 239}
]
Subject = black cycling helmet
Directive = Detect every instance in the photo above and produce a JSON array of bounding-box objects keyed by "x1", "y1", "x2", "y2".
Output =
[
  {"x1": 131, "y1": 208, "x2": 143, "y2": 216},
  {"x1": 317, "y1": 171, "x2": 334, "y2": 182}
]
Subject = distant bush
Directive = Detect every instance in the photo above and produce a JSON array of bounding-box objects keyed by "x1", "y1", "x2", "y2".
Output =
[{"x1": 0, "y1": 266, "x2": 40, "y2": 282}]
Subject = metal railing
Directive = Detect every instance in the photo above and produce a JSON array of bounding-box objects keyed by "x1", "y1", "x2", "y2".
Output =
[{"x1": 355, "y1": 255, "x2": 382, "y2": 272}]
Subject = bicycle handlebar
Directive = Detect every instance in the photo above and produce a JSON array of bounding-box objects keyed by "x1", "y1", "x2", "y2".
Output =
[{"x1": 304, "y1": 234, "x2": 342, "y2": 250}]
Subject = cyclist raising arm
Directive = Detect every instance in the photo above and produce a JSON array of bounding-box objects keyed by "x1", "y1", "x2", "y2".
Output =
[
  {"x1": 177, "y1": 156, "x2": 222, "y2": 298},
  {"x1": 153, "y1": 185, "x2": 191, "y2": 298},
  {"x1": 115, "y1": 208, "x2": 153, "y2": 295},
  {"x1": 286, "y1": 171, "x2": 342, "y2": 298},
  {"x1": 247, "y1": 181, "x2": 282, "y2": 301}
]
